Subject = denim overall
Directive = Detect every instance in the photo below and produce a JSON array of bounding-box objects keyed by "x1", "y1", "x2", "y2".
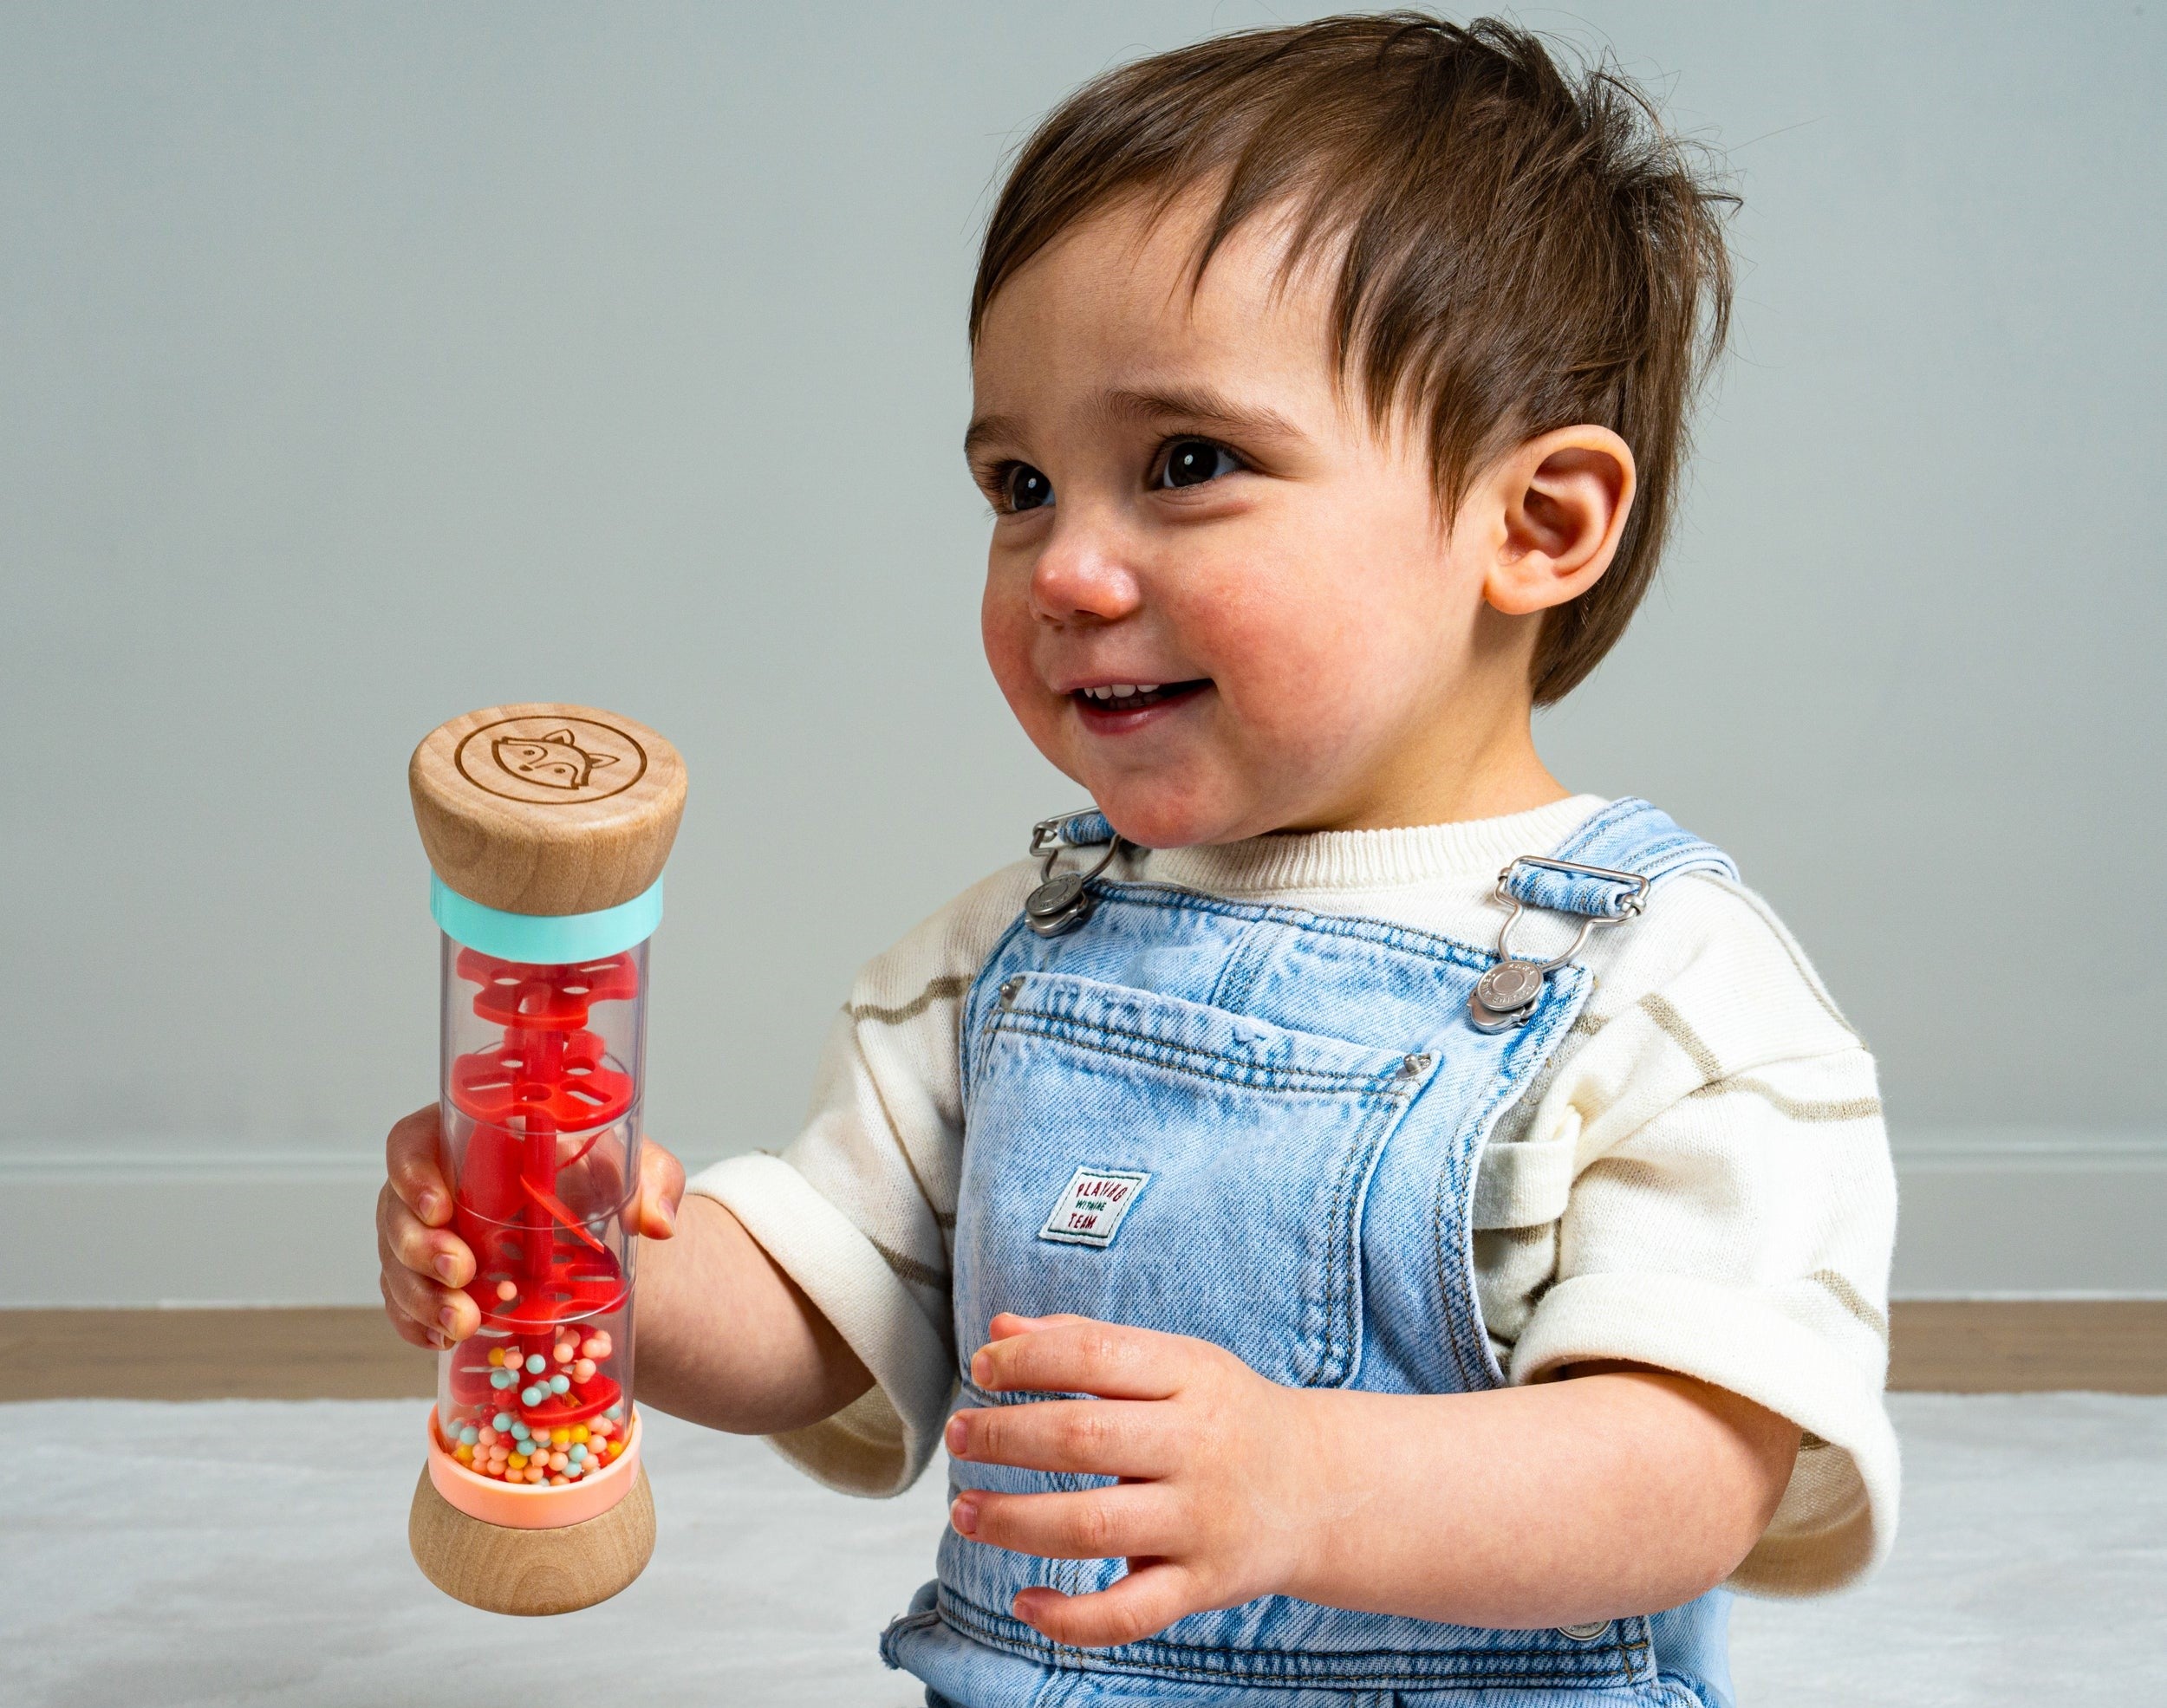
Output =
[{"x1": 884, "y1": 799, "x2": 1741, "y2": 1708}]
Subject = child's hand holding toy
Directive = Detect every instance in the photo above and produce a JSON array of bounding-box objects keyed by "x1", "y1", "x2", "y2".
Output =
[{"x1": 375, "y1": 1104, "x2": 686, "y2": 1352}]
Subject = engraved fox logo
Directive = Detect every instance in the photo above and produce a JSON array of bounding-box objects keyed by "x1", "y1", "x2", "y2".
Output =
[{"x1": 492, "y1": 728, "x2": 619, "y2": 791}]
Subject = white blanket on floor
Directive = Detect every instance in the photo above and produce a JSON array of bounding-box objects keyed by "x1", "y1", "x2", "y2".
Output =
[{"x1": 7, "y1": 1394, "x2": 2163, "y2": 1705}]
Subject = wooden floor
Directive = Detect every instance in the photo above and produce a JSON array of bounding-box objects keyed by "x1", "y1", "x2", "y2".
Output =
[
  {"x1": 4, "y1": 1307, "x2": 436, "y2": 1401},
  {"x1": 5, "y1": 1301, "x2": 2164, "y2": 1400},
  {"x1": 1884, "y1": 1299, "x2": 2167, "y2": 1393}
]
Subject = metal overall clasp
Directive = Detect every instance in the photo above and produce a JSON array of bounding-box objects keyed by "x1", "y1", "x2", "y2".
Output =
[
  {"x1": 1468, "y1": 855, "x2": 1652, "y2": 1032},
  {"x1": 1024, "y1": 812, "x2": 1128, "y2": 938}
]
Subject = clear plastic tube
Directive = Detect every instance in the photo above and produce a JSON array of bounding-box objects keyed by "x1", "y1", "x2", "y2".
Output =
[{"x1": 433, "y1": 934, "x2": 646, "y2": 1489}]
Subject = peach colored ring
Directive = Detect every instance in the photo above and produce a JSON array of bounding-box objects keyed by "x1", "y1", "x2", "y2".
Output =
[{"x1": 426, "y1": 1408, "x2": 642, "y2": 1529}]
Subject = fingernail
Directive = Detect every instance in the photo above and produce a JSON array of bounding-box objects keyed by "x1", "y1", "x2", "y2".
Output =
[
  {"x1": 439, "y1": 1305, "x2": 459, "y2": 1331},
  {"x1": 427, "y1": 1329, "x2": 449, "y2": 1350},
  {"x1": 419, "y1": 1191, "x2": 446, "y2": 1223},
  {"x1": 970, "y1": 1349, "x2": 992, "y2": 1387},
  {"x1": 659, "y1": 1197, "x2": 677, "y2": 1233},
  {"x1": 950, "y1": 1497, "x2": 978, "y2": 1536},
  {"x1": 945, "y1": 1415, "x2": 968, "y2": 1456},
  {"x1": 433, "y1": 1256, "x2": 459, "y2": 1284}
]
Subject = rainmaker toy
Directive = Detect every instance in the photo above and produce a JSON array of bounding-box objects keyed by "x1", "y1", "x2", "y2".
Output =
[{"x1": 405, "y1": 703, "x2": 687, "y2": 1615}]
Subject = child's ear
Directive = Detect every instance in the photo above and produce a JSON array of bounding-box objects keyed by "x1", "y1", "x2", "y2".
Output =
[{"x1": 1480, "y1": 425, "x2": 1636, "y2": 617}]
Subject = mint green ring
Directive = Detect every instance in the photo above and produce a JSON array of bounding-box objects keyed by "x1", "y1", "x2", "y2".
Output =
[{"x1": 430, "y1": 873, "x2": 663, "y2": 963}]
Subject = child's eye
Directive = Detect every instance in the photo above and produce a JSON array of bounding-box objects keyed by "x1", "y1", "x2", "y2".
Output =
[
  {"x1": 1155, "y1": 438, "x2": 1242, "y2": 490},
  {"x1": 1003, "y1": 463, "x2": 1053, "y2": 513}
]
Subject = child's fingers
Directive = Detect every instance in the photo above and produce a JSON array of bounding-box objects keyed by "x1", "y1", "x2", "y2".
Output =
[
  {"x1": 946, "y1": 1399, "x2": 1176, "y2": 1479},
  {"x1": 632, "y1": 1138, "x2": 685, "y2": 1239},
  {"x1": 385, "y1": 1106, "x2": 452, "y2": 1224},
  {"x1": 1010, "y1": 1562, "x2": 1206, "y2": 1650},
  {"x1": 950, "y1": 1482, "x2": 1175, "y2": 1565},
  {"x1": 986, "y1": 1311, "x2": 1077, "y2": 1340},
  {"x1": 378, "y1": 1180, "x2": 475, "y2": 1287},
  {"x1": 376, "y1": 1204, "x2": 478, "y2": 1342},
  {"x1": 380, "y1": 1275, "x2": 451, "y2": 1351},
  {"x1": 971, "y1": 1316, "x2": 1198, "y2": 1400}
]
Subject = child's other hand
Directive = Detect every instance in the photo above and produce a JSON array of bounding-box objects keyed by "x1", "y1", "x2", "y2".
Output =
[
  {"x1": 943, "y1": 1313, "x2": 1324, "y2": 1648},
  {"x1": 375, "y1": 1105, "x2": 686, "y2": 1351}
]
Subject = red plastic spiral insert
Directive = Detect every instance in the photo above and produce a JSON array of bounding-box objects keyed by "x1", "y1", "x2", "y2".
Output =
[{"x1": 445, "y1": 946, "x2": 638, "y2": 1432}]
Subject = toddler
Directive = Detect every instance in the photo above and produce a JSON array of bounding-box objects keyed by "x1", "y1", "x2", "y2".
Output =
[{"x1": 379, "y1": 16, "x2": 1897, "y2": 1705}]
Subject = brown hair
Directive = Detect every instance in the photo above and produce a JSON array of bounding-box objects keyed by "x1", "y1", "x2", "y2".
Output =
[{"x1": 970, "y1": 13, "x2": 1734, "y2": 703}]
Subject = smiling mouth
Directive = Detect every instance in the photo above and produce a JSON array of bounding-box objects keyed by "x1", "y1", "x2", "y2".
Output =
[{"x1": 1070, "y1": 680, "x2": 1211, "y2": 717}]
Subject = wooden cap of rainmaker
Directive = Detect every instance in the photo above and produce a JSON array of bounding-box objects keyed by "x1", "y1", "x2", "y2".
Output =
[{"x1": 409, "y1": 703, "x2": 687, "y2": 919}]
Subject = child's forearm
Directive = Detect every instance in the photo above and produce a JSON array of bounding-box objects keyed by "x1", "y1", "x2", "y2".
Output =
[
  {"x1": 634, "y1": 1192, "x2": 874, "y2": 1436},
  {"x1": 1284, "y1": 1367, "x2": 1798, "y2": 1628}
]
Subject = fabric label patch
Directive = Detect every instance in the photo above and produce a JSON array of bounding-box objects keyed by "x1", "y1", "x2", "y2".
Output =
[{"x1": 1038, "y1": 1166, "x2": 1150, "y2": 1249}]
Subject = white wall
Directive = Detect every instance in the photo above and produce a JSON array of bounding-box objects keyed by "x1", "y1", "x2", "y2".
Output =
[{"x1": 3, "y1": 3, "x2": 2162, "y2": 1304}]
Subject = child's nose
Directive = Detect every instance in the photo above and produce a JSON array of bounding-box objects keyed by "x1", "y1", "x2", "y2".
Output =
[{"x1": 1028, "y1": 516, "x2": 1144, "y2": 626}]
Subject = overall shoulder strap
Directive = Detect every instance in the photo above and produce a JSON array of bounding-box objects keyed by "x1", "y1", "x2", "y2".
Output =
[
  {"x1": 1467, "y1": 800, "x2": 1737, "y2": 1033},
  {"x1": 1501, "y1": 796, "x2": 1739, "y2": 919},
  {"x1": 1030, "y1": 808, "x2": 1116, "y2": 853},
  {"x1": 1022, "y1": 808, "x2": 1127, "y2": 938}
]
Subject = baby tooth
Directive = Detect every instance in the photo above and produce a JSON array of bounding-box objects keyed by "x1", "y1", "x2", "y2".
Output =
[
  {"x1": 1138, "y1": 684, "x2": 1160, "y2": 693},
  {"x1": 1113, "y1": 684, "x2": 1136, "y2": 697}
]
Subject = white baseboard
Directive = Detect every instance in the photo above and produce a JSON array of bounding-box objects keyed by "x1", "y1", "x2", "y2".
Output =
[
  {"x1": 1, "y1": 1148, "x2": 389, "y2": 1308},
  {"x1": 4, "y1": 1132, "x2": 2164, "y2": 1306}
]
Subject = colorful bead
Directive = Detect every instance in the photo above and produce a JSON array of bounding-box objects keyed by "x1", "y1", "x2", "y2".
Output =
[
  {"x1": 572, "y1": 1359, "x2": 595, "y2": 1381},
  {"x1": 524, "y1": 1354, "x2": 545, "y2": 1374},
  {"x1": 439, "y1": 1393, "x2": 632, "y2": 1490},
  {"x1": 496, "y1": 1281, "x2": 517, "y2": 1301}
]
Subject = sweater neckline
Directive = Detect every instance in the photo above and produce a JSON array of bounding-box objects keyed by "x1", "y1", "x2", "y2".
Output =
[{"x1": 1137, "y1": 795, "x2": 1608, "y2": 896}]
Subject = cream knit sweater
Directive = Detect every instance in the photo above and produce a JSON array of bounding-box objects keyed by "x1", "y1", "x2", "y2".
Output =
[{"x1": 687, "y1": 795, "x2": 1898, "y2": 1598}]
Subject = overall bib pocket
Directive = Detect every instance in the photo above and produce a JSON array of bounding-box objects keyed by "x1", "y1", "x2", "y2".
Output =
[{"x1": 956, "y1": 970, "x2": 1436, "y2": 1391}]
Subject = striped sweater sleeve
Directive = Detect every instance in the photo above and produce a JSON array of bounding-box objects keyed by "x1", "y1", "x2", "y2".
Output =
[{"x1": 1476, "y1": 873, "x2": 1899, "y2": 1594}]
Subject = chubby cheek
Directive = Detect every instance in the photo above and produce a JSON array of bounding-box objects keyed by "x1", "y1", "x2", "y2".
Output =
[
  {"x1": 1177, "y1": 554, "x2": 1389, "y2": 750},
  {"x1": 979, "y1": 565, "x2": 1080, "y2": 778}
]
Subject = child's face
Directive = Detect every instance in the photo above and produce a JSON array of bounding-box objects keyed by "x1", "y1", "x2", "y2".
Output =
[{"x1": 969, "y1": 192, "x2": 1611, "y2": 847}]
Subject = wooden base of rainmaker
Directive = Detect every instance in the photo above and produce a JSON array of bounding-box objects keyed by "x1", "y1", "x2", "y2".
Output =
[{"x1": 409, "y1": 1464, "x2": 654, "y2": 1615}]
